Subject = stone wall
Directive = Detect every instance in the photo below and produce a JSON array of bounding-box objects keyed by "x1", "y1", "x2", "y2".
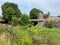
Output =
[
  {"x1": 44, "y1": 20, "x2": 60, "y2": 28},
  {"x1": 52, "y1": 20, "x2": 60, "y2": 28}
]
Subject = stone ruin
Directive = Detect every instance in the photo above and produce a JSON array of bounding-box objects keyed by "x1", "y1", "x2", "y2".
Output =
[
  {"x1": 30, "y1": 12, "x2": 60, "y2": 28},
  {"x1": 0, "y1": 12, "x2": 60, "y2": 28}
]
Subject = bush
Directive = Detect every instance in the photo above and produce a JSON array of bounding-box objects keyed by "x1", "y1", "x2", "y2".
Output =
[
  {"x1": 20, "y1": 14, "x2": 29, "y2": 26},
  {"x1": 10, "y1": 16, "x2": 20, "y2": 26},
  {"x1": 47, "y1": 21, "x2": 53, "y2": 28}
]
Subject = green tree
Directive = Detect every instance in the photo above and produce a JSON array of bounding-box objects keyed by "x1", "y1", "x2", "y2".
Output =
[
  {"x1": 2, "y1": 2, "x2": 22, "y2": 23},
  {"x1": 30, "y1": 8, "x2": 43, "y2": 25},
  {"x1": 20, "y1": 14, "x2": 29, "y2": 26},
  {"x1": 30, "y1": 8, "x2": 43, "y2": 19}
]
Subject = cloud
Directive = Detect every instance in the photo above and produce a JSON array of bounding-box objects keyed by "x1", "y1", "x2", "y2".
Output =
[{"x1": 0, "y1": 0, "x2": 60, "y2": 16}]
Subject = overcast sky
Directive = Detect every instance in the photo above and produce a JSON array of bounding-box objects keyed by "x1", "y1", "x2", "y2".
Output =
[{"x1": 0, "y1": 0, "x2": 60, "y2": 16}]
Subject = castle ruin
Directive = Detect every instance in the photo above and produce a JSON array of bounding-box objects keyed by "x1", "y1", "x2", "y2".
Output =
[{"x1": 30, "y1": 12, "x2": 60, "y2": 28}]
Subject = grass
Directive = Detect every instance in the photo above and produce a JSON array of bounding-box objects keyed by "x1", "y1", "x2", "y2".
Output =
[{"x1": 0, "y1": 26, "x2": 60, "y2": 45}]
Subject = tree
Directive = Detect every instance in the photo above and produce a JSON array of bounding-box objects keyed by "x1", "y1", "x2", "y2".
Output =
[
  {"x1": 30, "y1": 8, "x2": 43, "y2": 25},
  {"x1": 2, "y1": 2, "x2": 22, "y2": 23},
  {"x1": 30, "y1": 8, "x2": 43, "y2": 19},
  {"x1": 20, "y1": 14, "x2": 29, "y2": 26}
]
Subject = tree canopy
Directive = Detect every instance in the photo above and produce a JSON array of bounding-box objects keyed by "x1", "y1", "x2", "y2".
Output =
[
  {"x1": 2, "y1": 2, "x2": 22, "y2": 22},
  {"x1": 30, "y1": 8, "x2": 43, "y2": 19},
  {"x1": 20, "y1": 14, "x2": 29, "y2": 26}
]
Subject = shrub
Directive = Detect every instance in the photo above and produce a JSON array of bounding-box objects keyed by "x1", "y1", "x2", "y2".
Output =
[
  {"x1": 47, "y1": 21, "x2": 53, "y2": 28},
  {"x1": 10, "y1": 16, "x2": 20, "y2": 26},
  {"x1": 20, "y1": 14, "x2": 29, "y2": 26}
]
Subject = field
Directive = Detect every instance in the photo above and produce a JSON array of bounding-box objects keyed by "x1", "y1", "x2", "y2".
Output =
[{"x1": 0, "y1": 26, "x2": 60, "y2": 45}]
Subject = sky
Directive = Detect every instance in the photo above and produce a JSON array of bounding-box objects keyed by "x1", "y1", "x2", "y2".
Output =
[{"x1": 0, "y1": 0, "x2": 60, "y2": 16}]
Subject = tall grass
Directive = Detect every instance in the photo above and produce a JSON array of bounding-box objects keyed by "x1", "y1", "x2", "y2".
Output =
[{"x1": 0, "y1": 26, "x2": 60, "y2": 45}]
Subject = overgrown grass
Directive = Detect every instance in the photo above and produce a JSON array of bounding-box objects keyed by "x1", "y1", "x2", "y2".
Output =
[{"x1": 0, "y1": 26, "x2": 60, "y2": 45}]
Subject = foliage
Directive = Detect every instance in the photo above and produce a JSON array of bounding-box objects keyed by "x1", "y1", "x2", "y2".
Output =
[
  {"x1": 2, "y1": 2, "x2": 22, "y2": 22},
  {"x1": 10, "y1": 16, "x2": 20, "y2": 26},
  {"x1": 30, "y1": 8, "x2": 43, "y2": 19},
  {"x1": 0, "y1": 26, "x2": 60, "y2": 45},
  {"x1": 30, "y1": 8, "x2": 43, "y2": 25},
  {"x1": 10, "y1": 15, "x2": 32, "y2": 26},
  {"x1": 27, "y1": 26, "x2": 60, "y2": 45},
  {"x1": 47, "y1": 21, "x2": 53, "y2": 28},
  {"x1": 20, "y1": 14, "x2": 29, "y2": 26}
]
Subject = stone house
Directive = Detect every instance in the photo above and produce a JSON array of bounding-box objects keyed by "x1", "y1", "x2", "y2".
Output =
[{"x1": 30, "y1": 12, "x2": 60, "y2": 28}]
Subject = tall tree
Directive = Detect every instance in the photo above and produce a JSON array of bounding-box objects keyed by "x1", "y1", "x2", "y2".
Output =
[
  {"x1": 2, "y1": 2, "x2": 22, "y2": 23},
  {"x1": 30, "y1": 8, "x2": 43, "y2": 25}
]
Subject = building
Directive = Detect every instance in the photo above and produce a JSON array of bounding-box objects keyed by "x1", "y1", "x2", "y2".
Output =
[
  {"x1": 30, "y1": 12, "x2": 60, "y2": 28},
  {"x1": 0, "y1": 16, "x2": 8, "y2": 24},
  {"x1": 0, "y1": 13, "x2": 60, "y2": 28}
]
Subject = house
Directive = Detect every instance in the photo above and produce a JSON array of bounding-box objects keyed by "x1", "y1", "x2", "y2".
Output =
[
  {"x1": 29, "y1": 12, "x2": 50, "y2": 26},
  {"x1": 30, "y1": 12, "x2": 60, "y2": 28}
]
